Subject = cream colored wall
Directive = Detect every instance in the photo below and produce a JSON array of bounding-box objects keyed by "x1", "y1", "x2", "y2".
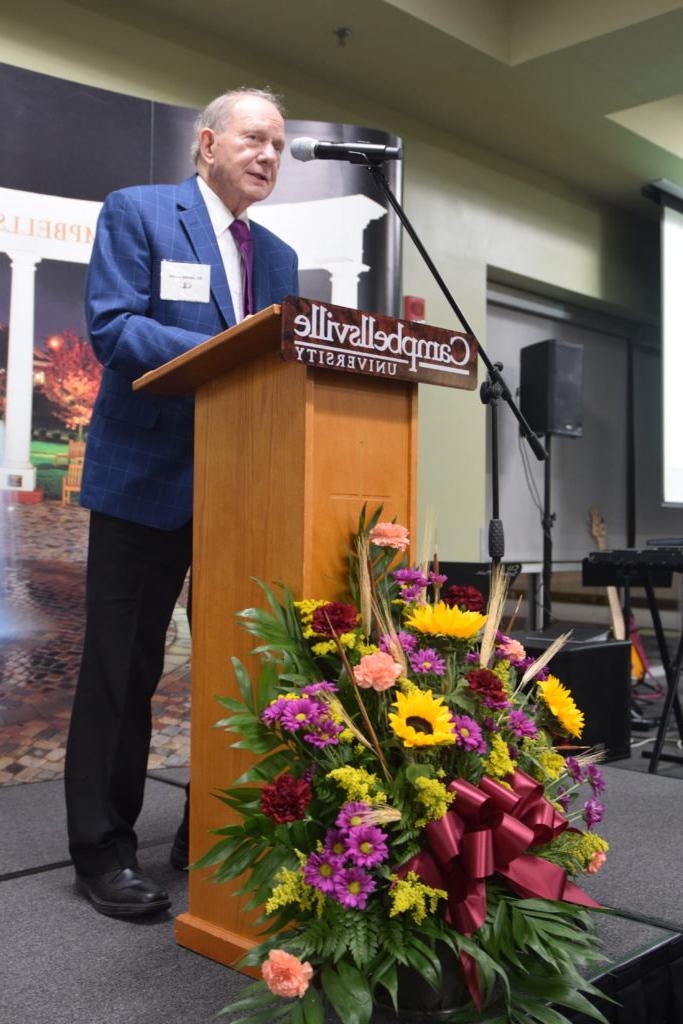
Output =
[{"x1": 0, "y1": 0, "x2": 654, "y2": 560}]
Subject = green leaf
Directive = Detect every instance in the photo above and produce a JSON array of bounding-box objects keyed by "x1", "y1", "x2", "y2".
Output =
[
  {"x1": 214, "y1": 840, "x2": 265, "y2": 882},
  {"x1": 231, "y1": 732, "x2": 283, "y2": 754},
  {"x1": 405, "y1": 762, "x2": 435, "y2": 783},
  {"x1": 511, "y1": 1001, "x2": 568, "y2": 1024},
  {"x1": 321, "y1": 963, "x2": 372, "y2": 1024},
  {"x1": 189, "y1": 836, "x2": 241, "y2": 870},
  {"x1": 372, "y1": 961, "x2": 398, "y2": 1012},
  {"x1": 290, "y1": 1002, "x2": 305, "y2": 1024},
  {"x1": 231, "y1": 657, "x2": 255, "y2": 710},
  {"x1": 220, "y1": 1003, "x2": 293, "y2": 1024},
  {"x1": 301, "y1": 986, "x2": 324, "y2": 1024},
  {"x1": 215, "y1": 695, "x2": 249, "y2": 712},
  {"x1": 217, "y1": 981, "x2": 275, "y2": 1014},
  {"x1": 257, "y1": 660, "x2": 280, "y2": 713},
  {"x1": 232, "y1": 751, "x2": 292, "y2": 786},
  {"x1": 406, "y1": 937, "x2": 442, "y2": 991}
]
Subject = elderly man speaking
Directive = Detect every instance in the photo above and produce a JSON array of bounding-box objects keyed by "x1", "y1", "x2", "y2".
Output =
[{"x1": 65, "y1": 87, "x2": 298, "y2": 917}]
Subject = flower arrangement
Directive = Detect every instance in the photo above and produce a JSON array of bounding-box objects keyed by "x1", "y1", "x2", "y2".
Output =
[{"x1": 203, "y1": 509, "x2": 609, "y2": 1024}]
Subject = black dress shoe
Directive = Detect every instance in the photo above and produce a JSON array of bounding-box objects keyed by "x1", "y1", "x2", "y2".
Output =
[
  {"x1": 75, "y1": 867, "x2": 171, "y2": 917},
  {"x1": 170, "y1": 829, "x2": 189, "y2": 871}
]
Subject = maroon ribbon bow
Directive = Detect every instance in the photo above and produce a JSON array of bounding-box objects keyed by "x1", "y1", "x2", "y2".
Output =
[{"x1": 398, "y1": 770, "x2": 601, "y2": 1008}]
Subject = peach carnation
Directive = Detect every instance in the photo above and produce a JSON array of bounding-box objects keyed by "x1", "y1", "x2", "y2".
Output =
[
  {"x1": 262, "y1": 949, "x2": 313, "y2": 998},
  {"x1": 368, "y1": 522, "x2": 410, "y2": 552},
  {"x1": 497, "y1": 636, "x2": 526, "y2": 661},
  {"x1": 354, "y1": 651, "x2": 402, "y2": 691},
  {"x1": 586, "y1": 850, "x2": 607, "y2": 875}
]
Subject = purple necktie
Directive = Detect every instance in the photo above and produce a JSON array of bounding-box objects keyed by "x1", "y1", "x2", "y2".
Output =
[{"x1": 229, "y1": 218, "x2": 254, "y2": 317}]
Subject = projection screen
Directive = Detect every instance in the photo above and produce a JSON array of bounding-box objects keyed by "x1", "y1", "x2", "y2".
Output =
[{"x1": 662, "y1": 202, "x2": 683, "y2": 505}]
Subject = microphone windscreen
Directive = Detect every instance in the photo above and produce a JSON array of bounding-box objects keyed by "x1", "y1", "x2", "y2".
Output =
[{"x1": 290, "y1": 137, "x2": 318, "y2": 162}]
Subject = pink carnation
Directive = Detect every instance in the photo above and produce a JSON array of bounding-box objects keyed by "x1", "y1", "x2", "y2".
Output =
[
  {"x1": 586, "y1": 850, "x2": 607, "y2": 875},
  {"x1": 262, "y1": 949, "x2": 313, "y2": 998},
  {"x1": 354, "y1": 651, "x2": 402, "y2": 691},
  {"x1": 368, "y1": 522, "x2": 410, "y2": 552},
  {"x1": 497, "y1": 634, "x2": 526, "y2": 661}
]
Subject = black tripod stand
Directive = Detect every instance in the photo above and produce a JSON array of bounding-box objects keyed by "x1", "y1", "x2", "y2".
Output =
[{"x1": 360, "y1": 157, "x2": 547, "y2": 562}]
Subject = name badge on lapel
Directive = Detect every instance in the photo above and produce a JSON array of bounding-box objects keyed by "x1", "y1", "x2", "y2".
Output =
[{"x1": 160, "y1": 260, "x2": 211, "y2": 302}]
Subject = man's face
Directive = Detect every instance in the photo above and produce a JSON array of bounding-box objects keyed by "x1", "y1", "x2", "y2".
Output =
[{"x1": 198, "y1": 96, "x2": 285, "y2": 216}]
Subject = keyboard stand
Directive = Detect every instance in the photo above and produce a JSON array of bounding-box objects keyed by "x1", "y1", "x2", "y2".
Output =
[{"x1": 641, "y1": 572, "x2": 683, "y2": 773}]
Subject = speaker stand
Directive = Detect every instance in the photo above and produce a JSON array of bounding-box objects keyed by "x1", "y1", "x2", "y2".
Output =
[
  {"x1": 541, "y1": 432, "x2": 556, "y2": 629},
  {"x1": 480, "y1": 363, "x2": 506, "y2": 568}
]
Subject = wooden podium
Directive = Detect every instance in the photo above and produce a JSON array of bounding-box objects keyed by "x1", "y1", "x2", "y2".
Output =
[{"x1": 134, "y1": 303, "x2": 418, "y2": 967}]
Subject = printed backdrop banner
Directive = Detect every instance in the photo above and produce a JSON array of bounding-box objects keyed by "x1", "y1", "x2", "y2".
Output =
[{"x1": 0, "y1": 62, "x2": 402, "y2": 490}]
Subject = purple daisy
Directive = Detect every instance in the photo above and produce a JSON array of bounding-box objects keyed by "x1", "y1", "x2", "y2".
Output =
[
  {"x1": 428, "y1": 572, "x2": 448, "y2": 587},
  {"x1": 409, "y1": 648, "x2": 446, "y2": 677},
  {"x1": 556, "y1": 785, "x2": 570, "y2": 812},
  {"x1": 261, "y1": 697, "x2": 291, "y2": 726},
  {"x1": 452, "y1": 714, "x2": 487, "y2": 753},
  {"x1": 323, "y1": 829, "x2": 349, "y2": 861},
  {"x1": 301, "y1": 681, "x2": 338, "y2": 697},
  {"x1": 336, "y1": 802, "x2": 371, "y2": 830},
  {"x1": 303, "y1": 851, "x2": 342, "y2": 894},
  {"x1": 583, "y1": 798, "x2": 605, "y2": 830},
  {"x1": 303, "y1": 717, "x2": 344, "y2": 748},
  {"x1": 333, "y1": 866, "x2": 376, "y2": 909},
  {"x1": 393, "y1": 568, "x2": 429, "y2": 587},
  {"x1": 380, "y1": 630, "x2": 417, "y2": 656},
  {"x1": 585, "y1": 764, "x2": 606, "y2": 795},
  {"x1": 508, "y1": 709, "x2": 538, "y2": 739},
  {"x1": 511, "y1": 655, "x2": 538, "y2": 672},
  {"x1": 400, "y1": 584, "x2": 425, "y2": 602},
  {"x1": 280, "y1": 698, "x2": 323, "y2": 732},
  {"x1": 564, "y1": 756, "x2": 584, "y2": 782},
  {"x1": 345, "y1": 825, "x2": 389, "y2": 868}
]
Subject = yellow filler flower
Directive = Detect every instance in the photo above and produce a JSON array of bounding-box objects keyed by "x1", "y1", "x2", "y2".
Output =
[
  {"x1": 389, "y1": 690, "x2": 456, "y2": 748},
  {"x1": 537, "y1": 674, "x2": 585, "y2": 738},
  {"x1": 405, "y1": 601, "x2": 486, "y2": 640}
]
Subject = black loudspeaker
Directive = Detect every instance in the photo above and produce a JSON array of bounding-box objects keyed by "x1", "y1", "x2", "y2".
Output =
[
  {"x1": 519, "y1": 339, "x2": 583, "y2": 437},
  {"x1": 440, "y1": 562, "x2": 521, "y2": 603},
  {"x1": 516, "y1": 631, "x2": 631, "y2": 760}
]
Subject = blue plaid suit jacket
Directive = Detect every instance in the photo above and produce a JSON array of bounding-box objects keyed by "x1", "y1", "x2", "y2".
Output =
[{"x1": 81, "y1": 175, "x2": 299, "y2": 529}]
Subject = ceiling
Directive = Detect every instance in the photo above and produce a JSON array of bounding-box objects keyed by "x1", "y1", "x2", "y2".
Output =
[{"x1": 71, "y1": 0, "x2": 683, "y2": 217}]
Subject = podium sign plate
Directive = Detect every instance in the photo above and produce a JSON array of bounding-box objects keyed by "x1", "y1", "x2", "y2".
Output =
[{"x1": 281, "y1": 296, "x2": 477, "y2": 389}]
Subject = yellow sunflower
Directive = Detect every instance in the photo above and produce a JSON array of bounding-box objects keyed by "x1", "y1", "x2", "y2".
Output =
[
  {"x1": 537, "y1": 675, "x2": 585, "y2": 738},
  {"x1": 389, "y1": 690, "x2": 456, "y2": 748},
  {"x1": 404, "y1": 601, "x2": 486, "y2": 640}
]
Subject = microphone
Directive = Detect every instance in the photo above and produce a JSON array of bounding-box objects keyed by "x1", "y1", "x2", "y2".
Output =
[{"x1": 290, "y1": 137, "x2": 402, "y2": 164}]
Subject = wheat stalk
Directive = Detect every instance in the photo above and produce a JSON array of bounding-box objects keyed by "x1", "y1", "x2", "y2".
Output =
[
  {"x1": 520, "y1": 631, "x2": 573, "y2": 686},
  {"x1": 324, "y1": 610, "x2": 392, "y2": 783},
  {"x1": 356, "y1": 534, "x2": 372, "y2": 638},
  {"x1": 479, "y1": 563, "x2": 509, "y2": 668}
]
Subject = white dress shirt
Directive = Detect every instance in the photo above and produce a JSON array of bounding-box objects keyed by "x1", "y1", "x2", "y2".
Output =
[{"x1": 196, "y1": 174, "x2": 249, "y2": 323}]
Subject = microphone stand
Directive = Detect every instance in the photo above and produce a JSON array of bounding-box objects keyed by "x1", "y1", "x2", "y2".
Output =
[{"x1": 362, "y1": 158, "x2": 547, "y2": 571}]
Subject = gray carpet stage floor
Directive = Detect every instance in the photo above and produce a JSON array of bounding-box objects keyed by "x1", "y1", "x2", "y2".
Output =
[{"x1": 1, "y1": 764, "x2": 682, "y2": 1024}]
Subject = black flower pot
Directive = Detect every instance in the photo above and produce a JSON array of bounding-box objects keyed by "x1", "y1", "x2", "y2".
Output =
[{"x1": 374, "y1": 944, "x2": 503, "y2": 1023}]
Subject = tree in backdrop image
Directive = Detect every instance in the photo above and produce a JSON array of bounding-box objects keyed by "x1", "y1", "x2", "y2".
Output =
[{"x1": 41, "y1": 331, "x2": 102, "y2": 438}]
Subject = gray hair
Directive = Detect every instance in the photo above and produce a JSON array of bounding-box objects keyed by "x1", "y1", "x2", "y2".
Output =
[{"x1": 191, "y1": 87, "x2": 285, "y2": 164}]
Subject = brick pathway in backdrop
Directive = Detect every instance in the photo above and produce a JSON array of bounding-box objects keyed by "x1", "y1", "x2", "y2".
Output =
[{"x1": 0, "y1": 497, "x2": 190, "y2": 786}]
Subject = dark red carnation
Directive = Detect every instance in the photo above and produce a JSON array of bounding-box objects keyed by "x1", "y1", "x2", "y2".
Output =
[
  {"x1": 465, "y1": 668, "x2": 507, "y2": 708},
  {"x1": 310, "y1": 602, "x2": 358, "y2": 637},
  {"x1": 443, "y1": 585, "x2": 485, "y2": 612},
  {"x1": 260, "y1": 774, "x2": 312, "y2": 824}
]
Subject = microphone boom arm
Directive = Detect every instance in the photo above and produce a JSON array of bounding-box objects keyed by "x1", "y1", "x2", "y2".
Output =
[{"x1": 365, "y1": 159, "x2": 547, "y2": 463}]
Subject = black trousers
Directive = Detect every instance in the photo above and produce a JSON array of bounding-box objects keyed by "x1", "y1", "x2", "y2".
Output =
[{"x1": 65, "y1": 511, "x2": 192, "y2": 876}]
